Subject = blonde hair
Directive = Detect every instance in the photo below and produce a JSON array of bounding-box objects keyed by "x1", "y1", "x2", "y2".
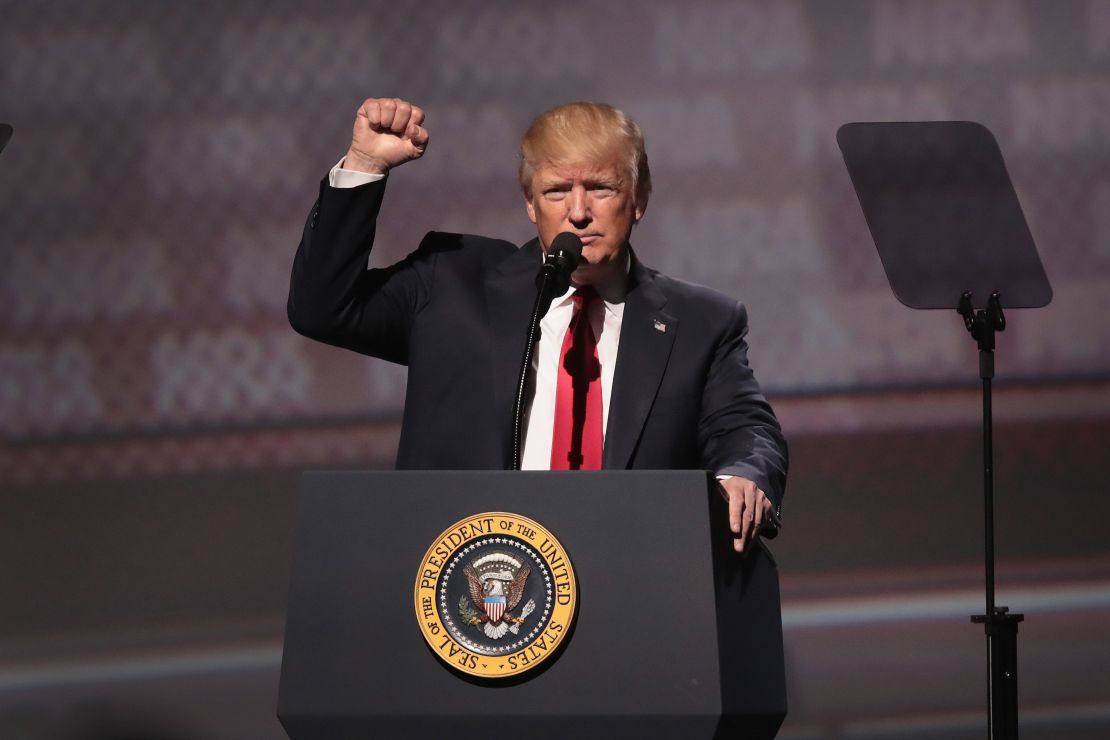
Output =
[{"x1": 519, "y1": 102, "x2": 652, "y2": 209}]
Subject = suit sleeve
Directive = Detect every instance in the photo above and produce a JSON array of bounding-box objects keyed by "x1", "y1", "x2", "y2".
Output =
[
  {"x1": 287, "y1": 176, "x2": 435, "y2": 365},
  {"x1": 698, "y1": 301, "x2": 789, "y2": 515}
]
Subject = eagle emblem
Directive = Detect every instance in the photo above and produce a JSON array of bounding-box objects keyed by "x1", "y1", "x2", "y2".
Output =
[
  {"x1": 458, "y1": 552, "x2": 536, "y2": 639},
  {"x1": 416, "y1": 512, "x2": 578, "y2": 678}
]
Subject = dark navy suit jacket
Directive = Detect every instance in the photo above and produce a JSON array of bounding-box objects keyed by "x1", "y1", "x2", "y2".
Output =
[{"x1": 288, "y1": 177, "x2": 788, "y2": 513}]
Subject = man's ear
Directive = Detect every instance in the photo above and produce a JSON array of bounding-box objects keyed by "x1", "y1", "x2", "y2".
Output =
[{"x1": 524, "y1": 192, "x2": 538, "y2": 224}]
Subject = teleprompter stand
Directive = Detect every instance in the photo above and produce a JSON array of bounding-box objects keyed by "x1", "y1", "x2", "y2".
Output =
[{"x1": 838, "y1": 121, "x2": 1052, "y2": 740}]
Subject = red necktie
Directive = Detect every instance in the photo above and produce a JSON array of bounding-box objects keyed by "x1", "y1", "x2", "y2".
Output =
[{"x1": 551, "y1": 287, "x2": 603, "y2": 470}]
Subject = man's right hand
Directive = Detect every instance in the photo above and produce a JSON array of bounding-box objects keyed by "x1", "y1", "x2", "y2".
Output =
[{"x1": 343, "y1": 97, "x2": 429, "y2": 175}]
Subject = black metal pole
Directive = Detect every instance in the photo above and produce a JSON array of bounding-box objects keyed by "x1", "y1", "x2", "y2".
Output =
[
  {"x1": 961, "y1": 291, "x2": 1023, "y2": 740},
  {"x1": 983, "y1": 367, "x2": 995, "y2": 619},
  {"x1": 511, "y1": 270, "x2": 558, "y2": 470}
]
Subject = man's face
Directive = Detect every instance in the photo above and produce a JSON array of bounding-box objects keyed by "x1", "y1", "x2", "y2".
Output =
[{"x1": 524, "y1": 156, "x2": 643, "y2": 286}]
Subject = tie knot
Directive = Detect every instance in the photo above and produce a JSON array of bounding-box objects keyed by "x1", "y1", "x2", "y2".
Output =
[{"x1": 572, "y1": 285, "x2": 599, "y2": 309}]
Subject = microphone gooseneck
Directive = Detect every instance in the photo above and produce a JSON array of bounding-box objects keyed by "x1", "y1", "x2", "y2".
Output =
[{"x1": 512, "y1": 232, "x2": 584, "y2": 470}]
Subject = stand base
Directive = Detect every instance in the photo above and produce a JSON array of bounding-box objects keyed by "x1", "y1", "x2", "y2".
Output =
[{"x1": 972, "y1": 607, "x2": 1024, "y2": 740}]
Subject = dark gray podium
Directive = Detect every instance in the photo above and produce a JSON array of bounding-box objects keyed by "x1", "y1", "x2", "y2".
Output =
[{"x1": 278, "y1": 470, "x2": 786, "y2": 739}]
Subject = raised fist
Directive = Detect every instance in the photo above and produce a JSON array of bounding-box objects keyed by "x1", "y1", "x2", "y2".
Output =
[{"x1": 344, "y1": 97, "x2": 429, "y2": 175}]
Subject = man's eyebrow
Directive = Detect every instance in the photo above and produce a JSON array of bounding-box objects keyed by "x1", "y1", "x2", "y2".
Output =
[{"x1": 586, "y1": 174, "x2": 623, "y2": 187}]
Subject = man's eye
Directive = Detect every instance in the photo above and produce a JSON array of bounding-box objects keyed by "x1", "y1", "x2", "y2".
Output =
[{"x1": 544, "y1": 190, "x2": 567, "y2": 201}]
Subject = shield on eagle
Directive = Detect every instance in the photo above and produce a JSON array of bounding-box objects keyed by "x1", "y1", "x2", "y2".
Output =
[
  {"x1": 463, "y1": 552, "x2": 531, "y2": 638},
  {"x1": 484, "y1": 594, "x2": 506, "y2": 622}
]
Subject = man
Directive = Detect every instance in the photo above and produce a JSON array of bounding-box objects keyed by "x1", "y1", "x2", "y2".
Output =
[{"x1": 289, "y1": 97, "x2": 787, "y2": 553}]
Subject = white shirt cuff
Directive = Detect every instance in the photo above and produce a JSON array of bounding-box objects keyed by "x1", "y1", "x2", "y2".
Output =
[{"x1": 329, "y1": 157, "x2": 386, "y2": 188}]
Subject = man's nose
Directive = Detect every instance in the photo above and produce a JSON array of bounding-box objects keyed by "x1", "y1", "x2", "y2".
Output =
[{"x1": 566, "y1": 187, "x2": 590, "y2": 225}]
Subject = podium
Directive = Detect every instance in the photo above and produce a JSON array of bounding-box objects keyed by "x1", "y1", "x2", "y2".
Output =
[{"x1": 277, "y1": 470, "x2": 786, "y2": 740}]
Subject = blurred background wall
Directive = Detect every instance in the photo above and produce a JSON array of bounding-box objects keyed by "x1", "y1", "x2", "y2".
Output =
[{"x1": 2, "y1": 0, "x2": 1109, "y2": 738}]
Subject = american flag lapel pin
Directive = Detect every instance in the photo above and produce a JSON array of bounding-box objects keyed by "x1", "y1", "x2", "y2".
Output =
[{"x1": 653, "y1": 319, "x2": 667, "y2": 333}]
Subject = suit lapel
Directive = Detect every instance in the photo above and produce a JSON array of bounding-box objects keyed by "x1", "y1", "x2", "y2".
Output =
[
  {"x1": 484, "y1": 239, "x2": 545, "y2": 468},
  {"x1": 603, "y1": 252, "x2": 676, "y2": 469}
]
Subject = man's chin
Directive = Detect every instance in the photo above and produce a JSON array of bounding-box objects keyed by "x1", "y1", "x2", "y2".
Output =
[
  {"x1": 568, "y1": 241, "x2": 629, "y2": 285},
  {"x1": 572, "y1": 259, "x2": 616, "y2": 286}
]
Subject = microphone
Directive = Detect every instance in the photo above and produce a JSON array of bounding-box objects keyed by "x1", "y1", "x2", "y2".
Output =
[
  {"x1": 537, "y1": 232, "x2": 583, "y2": 295},
  {"x1": 513, "y1": 232, "x2": 584, "y2": 469}
]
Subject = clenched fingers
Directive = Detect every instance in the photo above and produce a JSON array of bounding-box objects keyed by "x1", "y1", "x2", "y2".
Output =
[{"x1": 358, "y1": 98, "x2": 424, "y2": 136}]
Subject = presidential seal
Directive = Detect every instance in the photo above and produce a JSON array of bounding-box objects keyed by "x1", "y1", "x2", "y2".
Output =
[{"x1": 414, "y1": 512, "x2": 577, "y2": 679}]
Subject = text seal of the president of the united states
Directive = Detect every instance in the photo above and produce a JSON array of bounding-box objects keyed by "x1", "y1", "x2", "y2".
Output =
[{"x1": 414, "y1": 512, "x2": 577, "y2": 678}]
